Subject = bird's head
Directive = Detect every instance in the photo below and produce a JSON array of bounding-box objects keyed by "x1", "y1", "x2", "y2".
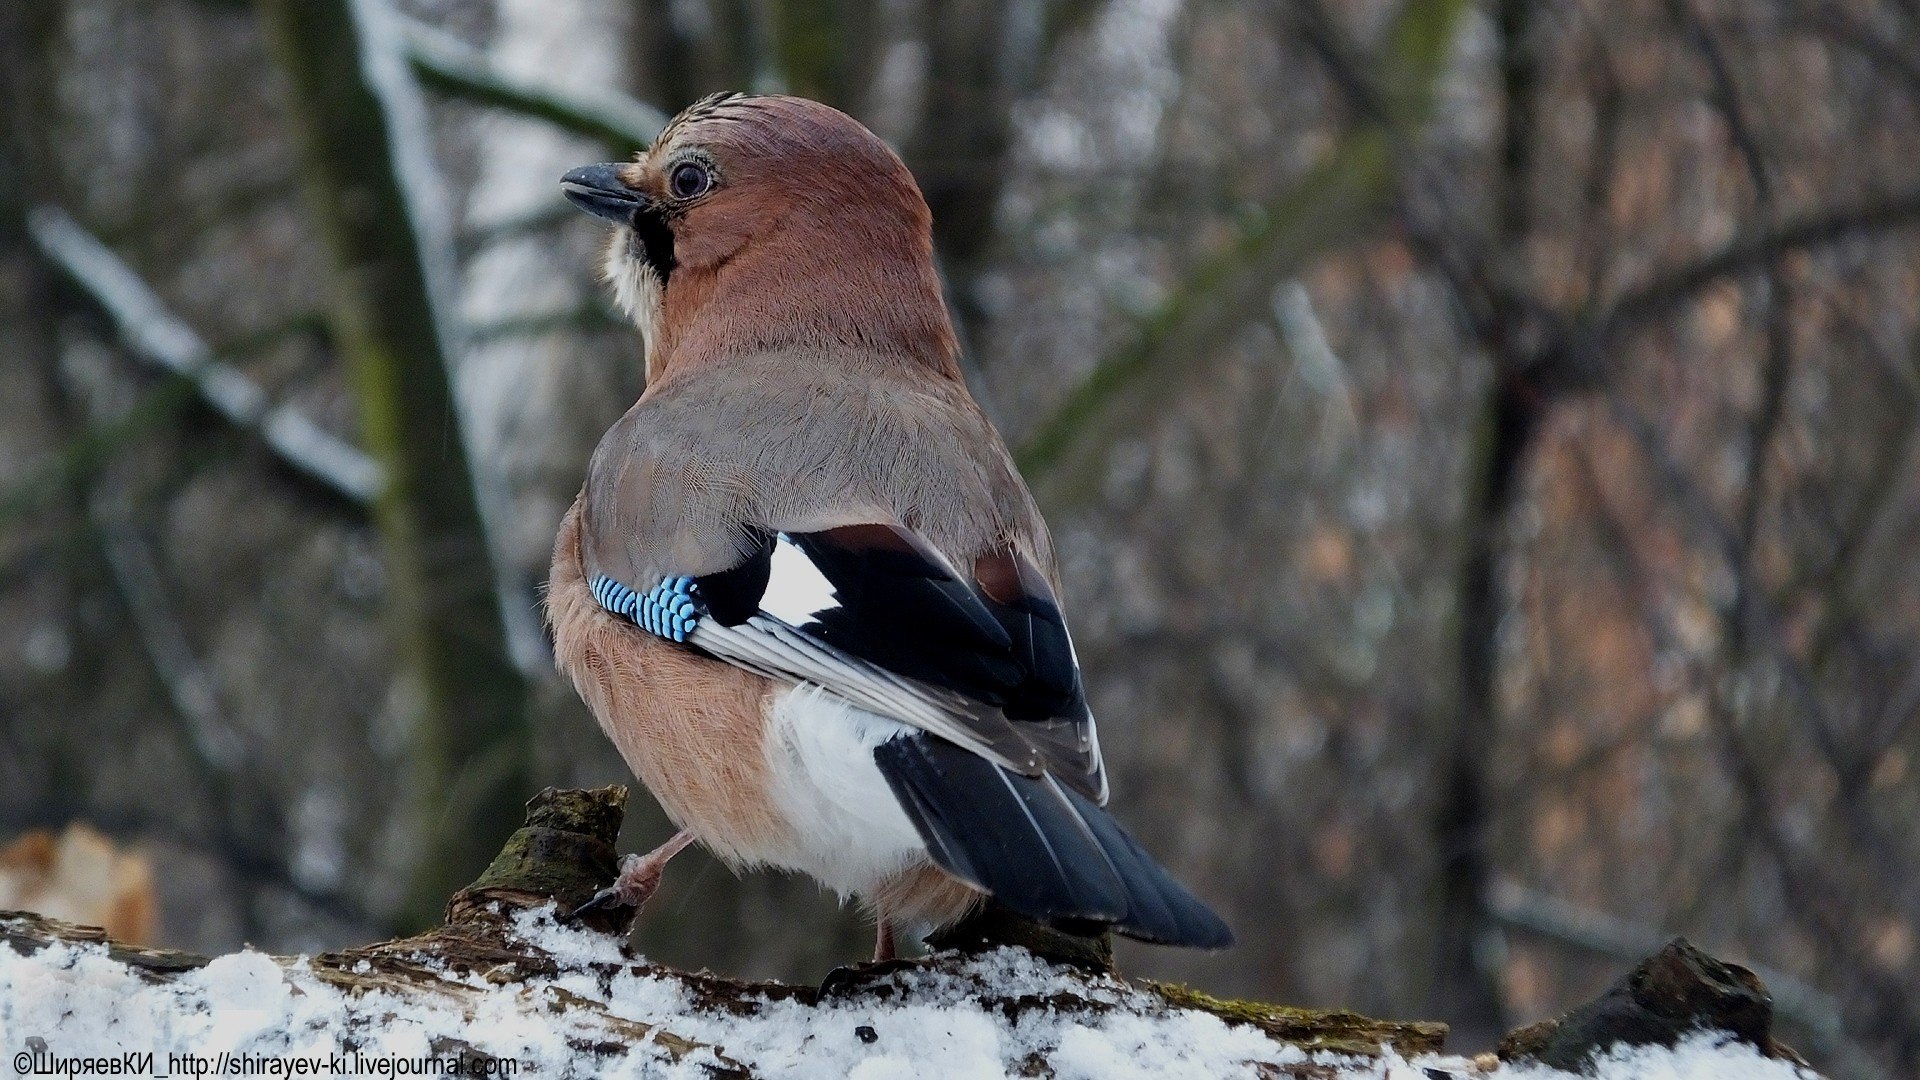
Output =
[{"x1": 562, "y1": 93, "x2": 959, "y2": 382}]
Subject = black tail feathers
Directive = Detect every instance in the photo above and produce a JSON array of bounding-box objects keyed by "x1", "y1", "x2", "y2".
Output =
[{"x1": 874, "y1": 733, "x2": 1233, "y2": 949}]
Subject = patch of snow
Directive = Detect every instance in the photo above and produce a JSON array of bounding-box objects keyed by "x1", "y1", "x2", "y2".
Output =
[
  {"x1": 1495, "y1": 1034, "x2": 1819, "y2": 1080},
  {"x1": 1, "y1": 910, "x2": 1823, "y2": 1080}
]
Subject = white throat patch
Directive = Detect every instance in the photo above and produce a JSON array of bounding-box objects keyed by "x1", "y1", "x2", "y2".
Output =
[{"x1": 602, "y1": 227, "x2": 664, "y2": 368}]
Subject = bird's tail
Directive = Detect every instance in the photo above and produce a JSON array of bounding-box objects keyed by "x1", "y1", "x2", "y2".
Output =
[{"x1": 874, "y1": 733, "x2": 1233, "y2": 949}]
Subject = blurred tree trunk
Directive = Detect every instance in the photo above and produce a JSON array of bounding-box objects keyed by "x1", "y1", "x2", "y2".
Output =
[
  {"x1": 0, "y1": 0, "x2": 92, "y2": 805},
  {"x1": 0, "y1": 0, "x2": 64, "y2": 407},
  {"x1": 771, "y1": 0, "x2": 881, "y2": 107},
  {"x1": 630, "y1": 0, "x2": 765, "y2": 110},
  {"x1": 252, "y1": 0, "x2": 532, "y2": 930},
  {"x1": 897, "y1": 0, "x2": 1099, "y2": 343},
  {"x1": 0, "y1": 0, "x2": 65, "y2": 465},
  {"x1": 1432, "y1": 375, "x2": 1537, "y2": 1045}
]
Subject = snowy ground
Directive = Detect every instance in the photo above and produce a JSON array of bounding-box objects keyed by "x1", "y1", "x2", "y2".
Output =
[{"x1": 0, "y1": 906, "x2": 1818, "y2": 1079}]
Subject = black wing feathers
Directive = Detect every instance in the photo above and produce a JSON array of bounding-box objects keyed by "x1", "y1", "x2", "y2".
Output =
[
  {"x1": 876, "y1": 734, "x2": 1232, "y2": 949},
  {"x1": 978, "y1": 550, "x2": 1083, "y2": 719},
  {"x1": 1013, "y1": 555, "x2": 1082, "y2": 712},
  {"x1": 787, "y1": 529, "x2": 1024, "y2": 696},
  {"x1": 1053, "y1": 780, "x2": 1233, "y2": 948},
  {"x1": 693, "y1": 528, "x2": 774, "y2": 626},
  {"x1": 789, "y1": 528, "x2": 1086, "y2": 726},
  {"x1": 688, "y1": 522, "x2": 1229, "y2": 946}
]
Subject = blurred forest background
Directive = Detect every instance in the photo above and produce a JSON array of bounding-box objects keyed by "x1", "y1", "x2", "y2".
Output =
[{"x1": 2, "y1": 0, "x2": 1919, "y2": 1075}]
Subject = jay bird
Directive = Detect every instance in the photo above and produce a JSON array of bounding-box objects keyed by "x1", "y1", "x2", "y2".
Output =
[{"x1": 549, "y1": 92, "x2": 1231, "y2": 959}]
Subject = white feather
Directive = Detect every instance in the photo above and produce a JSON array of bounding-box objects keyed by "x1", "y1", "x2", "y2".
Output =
[
  {"x1": 760, "y1": 684, "x2": 927, "y2": 899},
  {"x1": 602, "y1": 227, "x2": 661, "y2": 361},
  {"x1": 760, "y1": 534, "x2": 840, "y2": 624}
]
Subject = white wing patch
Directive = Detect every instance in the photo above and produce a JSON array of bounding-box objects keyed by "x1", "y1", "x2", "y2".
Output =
[
  {"x1": 759, "y1": 533, "x2": 841, "y2": 625},
  {"x1": 668, "y1": 535, "x2": 1046, "y2": 776}
]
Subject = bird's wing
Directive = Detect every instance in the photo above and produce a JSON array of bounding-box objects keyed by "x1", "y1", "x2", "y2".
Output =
[
  {"x1": 591, "y1": 521, "x2": 1107, "y2": 802},
  {"x1": 587, "y1": 521, "x2": 1229, "y2": 946}
]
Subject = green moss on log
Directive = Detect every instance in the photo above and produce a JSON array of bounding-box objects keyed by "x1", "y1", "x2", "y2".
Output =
[{"x1": 1148, "y1": 982, "x2": 1450, "y2": 1058}]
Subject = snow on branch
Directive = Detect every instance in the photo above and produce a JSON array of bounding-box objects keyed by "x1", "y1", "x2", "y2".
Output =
[
  {"x1": 0, "y1": 788, "x2": 1824, "y2": 1079},
  {"x1": 25, "y1": 206, "x2": 385, "y2": 507}
]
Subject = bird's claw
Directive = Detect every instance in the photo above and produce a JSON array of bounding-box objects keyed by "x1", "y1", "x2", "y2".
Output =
[
  {"x1": 818, "y1": 957, "x2": 919, "y2": 998},
  {"x1": 560, "y1": 834, "x2": 694, "y2": 926},
  {"x1": 560, "y1": 885, "x2": 629, "y2": 924}
]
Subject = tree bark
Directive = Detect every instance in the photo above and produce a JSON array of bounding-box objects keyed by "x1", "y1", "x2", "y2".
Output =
[
  {"x1": 1429, "y1": 374, "x2": 1541, "y2": 1045},
  {"x1": 0, "y1": 785, "x2": 1818, "y2": 1076},
  {"x1": 250, "y1": 0, "x2": 532, "y2": 930}
]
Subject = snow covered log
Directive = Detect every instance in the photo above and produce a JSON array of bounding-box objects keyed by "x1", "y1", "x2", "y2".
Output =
[{"x1": 0, "y1": 787, "x2": 1822, "y2": 1078}]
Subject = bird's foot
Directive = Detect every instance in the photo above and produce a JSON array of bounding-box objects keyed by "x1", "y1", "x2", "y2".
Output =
[
  {"x1": 564, "y1": 829, "x2": 695, "y2": 923},
  {"x1": 818, "y1": 957, "x2": 921, "y2": 999}
]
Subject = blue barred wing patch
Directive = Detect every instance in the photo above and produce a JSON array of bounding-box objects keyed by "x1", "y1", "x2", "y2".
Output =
[{"x1": 590, "y1": 574, "x2": 702, "y2": 642}]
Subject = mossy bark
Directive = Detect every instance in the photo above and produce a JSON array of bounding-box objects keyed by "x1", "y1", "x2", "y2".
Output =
[
  {"x1": 1, "y1": 787, "x2": 1824, "y2": 1077},
  {"x1": 1149, "y1": 983, "x2": 1448, "y2": 1059}
]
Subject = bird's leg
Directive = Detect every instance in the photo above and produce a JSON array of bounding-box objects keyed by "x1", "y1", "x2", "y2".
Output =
[
  {"x1": 565, "y1": 829, "x2": 695, "y2": 921},
  {"x1": 872, "y1": 919, "x2": 896, "y2": 963}
]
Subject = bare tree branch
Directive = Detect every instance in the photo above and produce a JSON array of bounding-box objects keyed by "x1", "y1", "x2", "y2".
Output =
[
  {"x1": 1667, "y1": 0, "x2": 1775, "y2": 205},
  {"x1": 1019, "y1": 131, "x2": 1397, "y2": 500},
  {"x1": 1663, "y1": 0, "x2": 1789, "y2": 562},
  {"x1": 1789, "y1": 4, "x2": 1920, "y2": 100},
  {"x1": 398, "y1": 17, "x2": 667, "y2": 151},
  {"x1": 1595, "y1": 189, "x2": 1920, "y2": 343},
  {"x1": 92, "y1": 503, "x2": 243, "y2": 773},
  {"x1": 1600, "y1": 388, "x2": 1920, "y2": 1063},
  {"x1": 1020, "y1": 0, "x2": 1478, "y2": 501}
]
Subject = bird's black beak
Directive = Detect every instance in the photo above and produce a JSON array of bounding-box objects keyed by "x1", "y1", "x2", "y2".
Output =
[{"x1": 561, "y1": 163, "x2": 648, "y2": 224}]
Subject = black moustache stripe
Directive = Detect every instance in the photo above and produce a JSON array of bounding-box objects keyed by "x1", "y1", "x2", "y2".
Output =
[{"x1": 631, "y1": 206, "x2": 676, "y2": 285}]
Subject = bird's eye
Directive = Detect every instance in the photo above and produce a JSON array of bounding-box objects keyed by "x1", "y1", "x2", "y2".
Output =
[{"x1": 669, "y1": 161, "x2": 712, "y2": 200}]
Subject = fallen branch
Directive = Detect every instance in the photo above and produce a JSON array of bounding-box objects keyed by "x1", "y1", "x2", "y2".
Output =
[{"x1": 0, "y1": 787, "x2": 1827, "y2": 1078}]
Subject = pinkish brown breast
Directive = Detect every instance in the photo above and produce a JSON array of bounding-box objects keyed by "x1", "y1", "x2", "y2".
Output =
[{"x1": 548, "y1": 500, "x2": 796, "y2": 868}]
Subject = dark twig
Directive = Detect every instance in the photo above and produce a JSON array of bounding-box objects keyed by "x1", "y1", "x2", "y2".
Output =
[
  {"x1": 1596, "y1": 189, "x2": 1920, "y2": 343},
  {"x1": 398, "y1": 17, "x2": 668, "y2": 151},
  {"x1": 1667, "y1": 0, "x2": 1775, "y2": 205}
]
